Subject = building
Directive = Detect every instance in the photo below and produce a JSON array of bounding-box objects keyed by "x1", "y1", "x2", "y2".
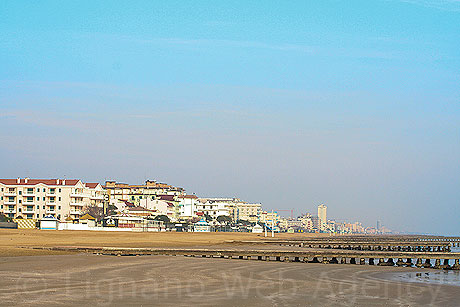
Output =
[
  {"x1": 105, "y1": 180, "x2": 184, "y2": 220},
  {"x1": 231, "y1": 202, "x2": 262, "y2": 223},
  {"x1": 318, "y1": 204, "x2": 327, "y2": 231},
  {"x1": 177, "y1": 195, "x2": 200, "y2": 219},
  {"x1": 299, "y1": 214, "x2": 314, "y2": 231},
  {"x1": 259, "y1": 211, "x2": 280, "y2": 226},
  {"x1": 0, "y1": 178, "x2": 104, "y2": 221}
]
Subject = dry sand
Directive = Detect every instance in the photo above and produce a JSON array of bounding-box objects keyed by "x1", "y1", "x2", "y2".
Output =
[
  {"x1": 0, "y1": 229, "x2": 321, "y2": 256},
  {"x1": 1, "y1": 254, "x2": 458, "y2": 306}
]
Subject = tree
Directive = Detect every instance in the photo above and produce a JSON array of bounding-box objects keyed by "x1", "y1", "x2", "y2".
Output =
[
  {"x1": 154, "y1": 215, "x2": 170, "y2": 223},
  {"x1": 0, "y1": 214, "x2": 12, "y2": 222},
  {"x1": 204, "y1": 214, "x2": 213, "y2": 222},
  {"x1": 83, "y1": 205, "x2": 103, "y2": 221},
  {"x1": 217, "y1": 215, "x2": 232, "y2": 224}
]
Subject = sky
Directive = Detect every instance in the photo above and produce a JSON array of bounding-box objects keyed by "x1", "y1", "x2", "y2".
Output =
[{"x1": 0, "y1": 0, "x2": 459, "y2": 235}]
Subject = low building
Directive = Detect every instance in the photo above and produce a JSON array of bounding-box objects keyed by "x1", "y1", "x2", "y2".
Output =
[
  {"x1": 193, "y1": 219, "x2": 211, "y2": 232},
  {"x1": 40, "y1": 215, "x2": 59, "y2": 230}
]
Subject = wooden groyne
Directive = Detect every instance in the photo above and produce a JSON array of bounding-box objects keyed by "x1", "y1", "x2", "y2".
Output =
[
  {"x1": 26, "y1": 246, "x2": 460, "y2": 270},
  {"x1": 237, "y1": 240, "x2": 453, "y2": 252}
]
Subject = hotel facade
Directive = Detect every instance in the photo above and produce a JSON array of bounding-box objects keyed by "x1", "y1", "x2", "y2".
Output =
[{"x1": 0, "y1": 178, "x2": 104, "y2": 221}]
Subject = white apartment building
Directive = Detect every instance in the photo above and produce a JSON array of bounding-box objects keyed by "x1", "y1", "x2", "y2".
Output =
[
  {"x1": 177, "y1": 195, "x2": 200, "y2": 218},
  {"x1": 0, "y1": 178, "x2": 105, "y2": 221},
  {"x1": 195, "y1": 199, "x2": 230, "y2": 220},
  {"x1": 318, "y1": 204, "x2": 327, "y2": 231}
]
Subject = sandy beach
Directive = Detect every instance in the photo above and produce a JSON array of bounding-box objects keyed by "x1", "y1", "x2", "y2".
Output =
[
  {"x1": 1, "y1": 254, "x2": 459, "y2": 306},
  {"x1": 0, "y1": 230, "x2": 459, "y2": 306}
]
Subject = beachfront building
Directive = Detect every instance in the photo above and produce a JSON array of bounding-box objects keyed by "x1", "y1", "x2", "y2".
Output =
[
  {"x1": 104, "y1": 180, "x2": 184, "y2": 219},
  {"x1": 230, "y1": 201, "x2": 262, "y2": 223},
  {"x1": 0, "y1": 178, "x2": 104, "y2": 221},
  {"x1": 177, "y1": 194, "x2": 200, "y2": 219}
]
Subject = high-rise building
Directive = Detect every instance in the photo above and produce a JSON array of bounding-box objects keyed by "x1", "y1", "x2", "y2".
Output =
[{"x1": 317, "y1": 204, "x2": 327, "y2": 231}]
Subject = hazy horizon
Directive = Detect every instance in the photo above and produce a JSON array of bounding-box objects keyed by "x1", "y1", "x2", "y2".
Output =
[{"x1": 1, "y1": 0, "x2": 459, "y2": 235}]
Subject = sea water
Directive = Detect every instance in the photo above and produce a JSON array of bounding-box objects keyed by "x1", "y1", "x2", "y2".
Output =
[{"x1": 390, "y1": 270, "x2": 460, "y2": 287}]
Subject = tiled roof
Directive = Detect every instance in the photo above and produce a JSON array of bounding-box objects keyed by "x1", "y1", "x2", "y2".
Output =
[
  {"x1": 158, "y1": 195, "x2": 175, "y2": 201},
  {"x1": 178, "y1": 195, "x2": 198, "y2": 199},
  {"x1": 85, "y1": 183, "x2": 100, "y2": 189},
  {"x1": 0, "y1": 178, "x2": 80, "y2": 186}
]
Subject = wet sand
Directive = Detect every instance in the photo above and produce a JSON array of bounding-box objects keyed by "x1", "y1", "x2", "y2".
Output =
[{"x1": 1, "y1": 254, "x2": 459, "y2": 306}]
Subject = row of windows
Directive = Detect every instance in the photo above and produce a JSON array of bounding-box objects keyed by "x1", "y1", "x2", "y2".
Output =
[
  {"x1": 0, "y1": 188, "x2": 63, "y2": 193},
  {"x1": 0, "y1": 196, "x2": 62, "y2": 201},
  {"x1": 1, "y1": 205, "x2": 62, "y2": 210}
]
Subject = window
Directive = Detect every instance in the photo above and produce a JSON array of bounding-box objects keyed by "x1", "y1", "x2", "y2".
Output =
[
  {"x1": 43, "y1": 206, "x2": 45, "y2": 209},
  {"x1": 37, "y1": 188, "x2": 40, "y2": 192},
  {"x1": 1, "y1": 188, "x2": 3, "y2": 192},
  {"x1": 18, "y1": 208, "x2": 21, "y2": 212},
  {"x1": 19, "y1": 200, "x2": 22, "y2": 203},
  {"x1": 0, "y1": 197, "x2": 2, "y2": 200},
  {"x1": 59, "y1": 188, "x2": 61, "y2": 193},
  {"x1": 43, "y1": 188, "x2": 45, "y2": 192},
  {"x1": 19, "y1": 191, "x2": 22, "y2": 195},
  {"x1": 58, "y1": 197, "x2": 61, "y2": 201},
  {"x1": 0, "y1": 205, "x2": 2, "y2": 209},
  {"x1": 36, "y1": 205, "x2": 39, "y2": 209},
  {"x1": 58, "y1": 206, "x2": 61, "y2": 210},
  {"x1": 43, "y1": 197, "x2": 45, "y2": 201}
]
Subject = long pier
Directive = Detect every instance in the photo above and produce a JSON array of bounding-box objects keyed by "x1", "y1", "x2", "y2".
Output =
[{"x1": 27, "y1": 246, "x2": 460, "y2": 270}]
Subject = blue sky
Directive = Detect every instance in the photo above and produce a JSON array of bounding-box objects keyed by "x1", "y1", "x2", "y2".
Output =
[{"x1": 0, "y1": 0, "x2": 459, "y2": 234}]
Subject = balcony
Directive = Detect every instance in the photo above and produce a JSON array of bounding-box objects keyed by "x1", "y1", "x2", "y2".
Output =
[
  {"x1": 70, "y1": 202, "x2": 84, "y2": 207},
  {"x1": 46, "y1": 193, "x2": 57, "y2": 197},
  {"x1": 22, "y1": 208, "x2": 35, "y2": 213},
  {"x1": 4, "y1": 209, "x2": 16, "y2": 214},
  {"x1": 4, "y1": 200, "x2": 16, "y2": 205},
  {"x1": 70, "y1": 210, "x2": 82, "y2": 215},
  {"x1": 46, "y1": 202, "x2": 57, "y2": 206},
  {"x1": 90, "y1": 195, "x2": 104, "y2": 200},
  {"x1": 46, "y1": 209, "x2": 56, "y2": 214},
  {"x1": 4, "y1": 192, "x2": 17, "y2": 197},
  {"x1": 70, "y1": 193, "x2": 85, "y2": 198},
  {"x1": 23, "y1": 192, "x2": 35, "y2": 197}
]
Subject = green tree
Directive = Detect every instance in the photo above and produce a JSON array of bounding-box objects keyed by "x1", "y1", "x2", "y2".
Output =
[
  {"x1": 154, "y1": 215, "x2": 170, "y2": 223},
  {"x1": 217, "y1": 215, "x2": 232, "y2": 224}
]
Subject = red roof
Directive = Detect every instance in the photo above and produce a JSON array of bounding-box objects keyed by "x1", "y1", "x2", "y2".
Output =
[
  {"x1": 158, "y1": 195, "x2": 175, "y2": 201},
  {"x1": 178, "y1": 195, "x2": 198, "y2": 199},
  {"x1": 0, "y1": 178, "x2": 80, "y2": 186},
  {"x1": 85, "y1": 182, "x2": 100, "y2": 189}
]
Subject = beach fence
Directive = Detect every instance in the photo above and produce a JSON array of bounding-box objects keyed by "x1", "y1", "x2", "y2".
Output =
[{"x1": 13, "y1": 219, "x2": 37, "y2": 229}]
